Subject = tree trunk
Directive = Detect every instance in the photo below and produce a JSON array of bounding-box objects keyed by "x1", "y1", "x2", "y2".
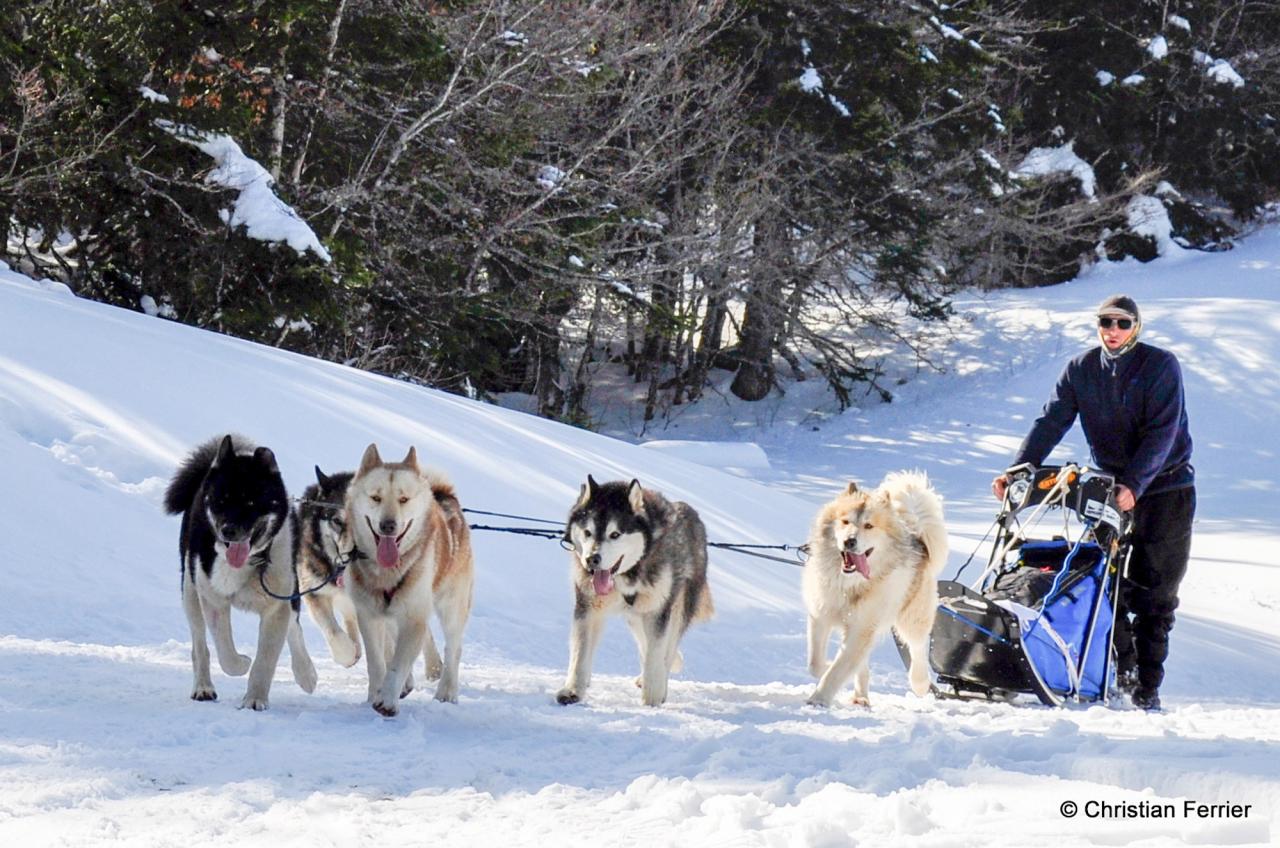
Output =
[
  {"x1": 730, "y1": 215, "x2": 788, "y2": 401},
  {"x1": 685, "y1": 265, "x2": 729, "y2": 402},
  {"x1": 635, "y1": 279, "x2": 667, "y2": 384},
  {"x1": 290, "y1": 0, "x2": 348, "y2": 186},
  {"x1": 267, "y1": 24, "x2": 291, "y2": 183},
  {"x1": 640, "y1": 272, "x2": 677, "y2": 421},
  {"x1": 566, "y1": 283, "x2": 605, "y2": 424},
  {"x1": 533, "y1": 289, "x2": 574, "y2": 419}
]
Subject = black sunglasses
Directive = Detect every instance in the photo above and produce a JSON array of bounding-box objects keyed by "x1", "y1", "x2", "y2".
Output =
[{"x1": 1098, "y1": 317, "x2": 1133, "y2": 330}]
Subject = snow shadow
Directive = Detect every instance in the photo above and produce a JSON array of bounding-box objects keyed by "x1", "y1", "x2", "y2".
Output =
[{"x1": 4, "y1": 635, "x2": 1280, "y2": 811}]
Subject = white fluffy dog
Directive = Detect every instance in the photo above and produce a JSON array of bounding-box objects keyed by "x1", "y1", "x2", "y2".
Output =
[{"x1": 803, "y1": 471, "x2": 948, "y2": 707}]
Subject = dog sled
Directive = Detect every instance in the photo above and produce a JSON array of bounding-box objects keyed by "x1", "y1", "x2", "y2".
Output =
[{"x1": 906, "y1": 463, "x2": 1133, "y2": 706}]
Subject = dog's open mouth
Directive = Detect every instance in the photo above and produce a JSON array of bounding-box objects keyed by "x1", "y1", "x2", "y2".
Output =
[
  {"x1": 368, "y1": 516, "x2": 414, "y2": 569},
  {"x1": 842, "y1": 548, "x2": 873, "y2": 578},
  {"x1": 218, "y1": 517, "x2": 271, "y2": 569},
  {"x1": 592, "y1": 556, "x2": 624, "y2": 596}
]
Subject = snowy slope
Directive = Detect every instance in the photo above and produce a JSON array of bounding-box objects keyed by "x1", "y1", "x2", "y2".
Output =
[{"x1": 1, "y1": 226, "x2": 1279, "y2": 847}]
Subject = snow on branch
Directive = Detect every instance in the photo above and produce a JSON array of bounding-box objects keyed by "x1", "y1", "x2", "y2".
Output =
[
  {"x1": 156, "y1": 120, "x2": 332, "y2": 262},
  {"x1": 1194, "y1": 51, "x2": 1246, "y2": 88},
  {"x1": 1013, "y1": 141, "x2": 1097, "y2": 199}
]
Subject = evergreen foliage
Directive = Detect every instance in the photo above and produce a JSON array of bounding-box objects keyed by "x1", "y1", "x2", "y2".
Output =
[{"x1": 2, "y1": 1, "x2": 1277, "y2": 426}]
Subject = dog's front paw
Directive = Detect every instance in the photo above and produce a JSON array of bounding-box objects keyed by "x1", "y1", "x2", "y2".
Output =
[
  {"x1": 555, "y1": 688, "x2": 581, "y2": 706},
  {"x1": 191, "y1": 686, "x2": 217, "y2": 702},
  {"x1": 850, "y1": 694, "x2": 871, "y2": 708},
  {"x1": 433, "y1": 682, "x2": 458, "y2": 704},
  {"x1": 221, "y1": 653, "x2": 252, "y2": 677},
  {"x1": 329, "y1": 634, "x2": 360, "y2": 668},
  {"x1": 372, "y1": 699, "x2": 398, "y2": 717},
  {"x1": 239, "y1": 695, "x2": 269, "y2": 711},
  {"x1": 400, "y1": 673, "x2": 415, "y2": 700},
  {"x1": 293, "y1": 657, "x2": 318, "y2": 694},
  {"x1": 806, "y1": 690, "x2": 833, "y2": 708}
]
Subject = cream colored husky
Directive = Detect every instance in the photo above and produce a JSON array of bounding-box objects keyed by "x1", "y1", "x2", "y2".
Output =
[
  {"x1": 803, "y1": 470, "x2": 948, "y2": 707},
  {"x1": 341, "y1": 444, "x2": 474, "y2": 716}
]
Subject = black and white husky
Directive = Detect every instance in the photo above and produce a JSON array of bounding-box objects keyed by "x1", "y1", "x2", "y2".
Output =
[
  {"x1": 556, "y1": 476, "x2": 713, "y2": 707},
  {"x1": 163, "y1": 435, "x2": 317, "y2": 709}
]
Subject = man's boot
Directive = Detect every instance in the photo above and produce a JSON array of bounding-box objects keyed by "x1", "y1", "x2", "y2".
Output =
[{"x1": 1130, "y1": 686, "x2": 1161, "y2": 711}]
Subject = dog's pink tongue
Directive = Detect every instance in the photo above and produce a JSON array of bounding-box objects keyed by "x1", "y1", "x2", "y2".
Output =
[
  {"x1": 376, "y1": 535, "x2": 400, "y2": 569},
  {"x1": 592, "y1": 568, "x2": 615, "y2": 596},
  {"x1": 226, "y1": 541, "x2": 250, "y2": 569},
  {"x1": 843, "y1": 551, "x2": 871, "y2": 579}
]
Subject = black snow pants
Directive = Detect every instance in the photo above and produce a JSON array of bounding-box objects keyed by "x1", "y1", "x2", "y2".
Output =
[{"x1": 1112, "y1": 486, "x2": 1196, "y2": 692}]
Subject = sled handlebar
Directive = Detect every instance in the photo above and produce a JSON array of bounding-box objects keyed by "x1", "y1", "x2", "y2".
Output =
[{"x1": 999, "y1": 463, "x2": 1130, "y2": 544}]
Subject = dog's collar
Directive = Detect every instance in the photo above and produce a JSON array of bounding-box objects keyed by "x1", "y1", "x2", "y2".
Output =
[{"x1": 335, "y1": 545, "x2": 367, "y2": 566}]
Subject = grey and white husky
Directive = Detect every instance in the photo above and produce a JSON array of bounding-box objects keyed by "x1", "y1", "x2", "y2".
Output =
[
  {"x1": 556, "y1": 476, "x2": 713, "y2": 707},
  {"x1": 297, "y1": 467, "x2": 361, "y2": 668},
  {"x1": 163, "y1": 434, "x2": 317, "y2": 710}
]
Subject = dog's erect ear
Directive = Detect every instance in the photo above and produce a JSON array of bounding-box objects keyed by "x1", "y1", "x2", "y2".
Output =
[
  {"x1": 253, "y1": 446, "x2": 279, "y2": 473},
  {"x1": 844, "y1": 481, "x2": 859, "y2": 496},
  {"x1": 402, "y1": 446, "x2": 420, "y2": 472},
  {"x1": 574, "y1": 475, "x2": 600, "y2": 510},
  {"x1": 358, "y1": 443, "x2": 382, "y2": 476},
  {"x1": 213, "y1": 434, "x2": 236, "y2": 468},
  {"x1": 315, "y1": 465, "x2": 330, "y2": 487},
  {"x1": 627, "y1": 479, "x2": 645, "y2": 514}
]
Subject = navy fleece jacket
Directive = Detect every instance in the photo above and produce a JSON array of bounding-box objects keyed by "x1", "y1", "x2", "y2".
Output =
[{"x1": 1013, "y1": 342, "x2": 1194, "y2": 498}]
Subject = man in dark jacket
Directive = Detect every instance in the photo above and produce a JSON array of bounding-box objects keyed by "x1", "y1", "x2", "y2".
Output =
[{"x1": 991, "y1": 295, "x2": 1195, "y2": 711}]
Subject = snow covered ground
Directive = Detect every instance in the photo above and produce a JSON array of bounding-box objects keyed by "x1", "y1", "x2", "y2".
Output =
[{"x1": 2, "y1": 227, "x2": 1279, "y2": 846}]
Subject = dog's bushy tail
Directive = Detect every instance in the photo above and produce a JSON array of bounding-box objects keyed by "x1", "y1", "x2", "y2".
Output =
[
  {"x1": 691, "y1": 581, "x2": 715, "y2": 623},
  {"x1": 427, "y1": 471, "x2": 472, "y2": 554},
  {"x1": 163, "y1": 434, "x2": 250, "y2": 515},
  {"x1": 883, "y1": 470, "x2": 949, "y2": 576}
]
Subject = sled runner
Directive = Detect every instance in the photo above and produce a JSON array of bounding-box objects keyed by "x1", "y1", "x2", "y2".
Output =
[{"x1": 903, "y1": 463, "x2": 1133, "y2": 706}]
